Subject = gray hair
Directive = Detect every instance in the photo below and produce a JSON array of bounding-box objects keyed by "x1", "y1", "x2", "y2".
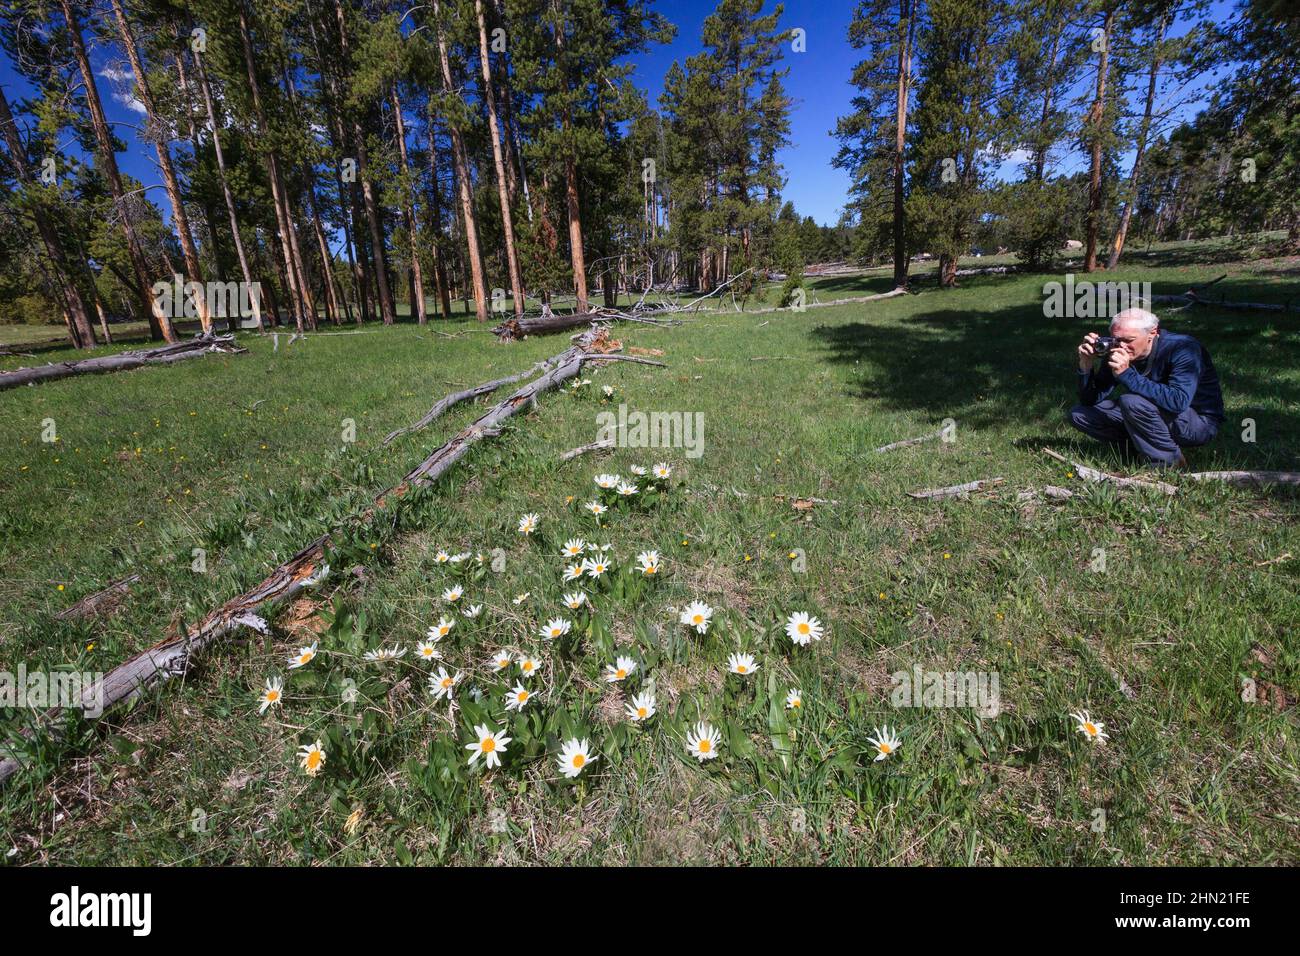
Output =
[{"x1": 1111, "y1": 307, "x2": 1159, "y2": 333}]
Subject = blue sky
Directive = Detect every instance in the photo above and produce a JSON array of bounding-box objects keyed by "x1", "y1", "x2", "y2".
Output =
[{"x1": 1, "y1": 0, "x2": 1240, "y2": 230}]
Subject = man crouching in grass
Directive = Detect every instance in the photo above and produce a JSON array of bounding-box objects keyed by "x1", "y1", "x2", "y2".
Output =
[{"x1": 1069, "y1": 307, "x2": 1224, "y2": 468}]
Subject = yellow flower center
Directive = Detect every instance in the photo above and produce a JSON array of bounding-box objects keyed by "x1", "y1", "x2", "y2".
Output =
[
  {"x1": 518, "y1": 691, "x2": 529, "y2": 702},
  {"x1": 523, "y1": 662, "x2": 533, "y2": 672},
  {"x1": 481, "y1": 738, "x2": 496, "y2": 753},
  {"x1": 267, "y1": 690, "x2": 279, "y2": 702},
  {"x1": 692, "y1": 614, "x2": 703, "y2": 624},
  {"x1": 441, "y1": 678, "x2": 452, "y2": 689},
  {"x1": 737, "y1": 665, "x2": 747, "y2": 673},
  {"x1": 792, "y1": 699, "x2": 801, "y2": 708},
  {"x1": 645, "y1": 565, "x2": 656, "y2": 574},
  {"x1": 637, "y1": 707, "x2": 647, "y2": 718},
  {"x1": 306, "y1": 751, "x2": 321, "y2": 769},
  {"x1": 299, "y1": 653, "x2": 311, "y2": 664},
  {"x1": 572, "y1": 754, "x2": 585, "y2": 768},
  {"x1": 1084, "y1": 723, "x2": 1096, "y2": 735},
  {"x1": 798, "y1": 622, "x2": 810, "y2": 634},
  {"x1": 879, "y1": 743, "x2": 892, "y2": 754},
  {"x1": 698, "y1": 739, "x2": 711, "y2": 753},
  {"x1": 615, "y1": 669, "x2": 626, "y2": 679}
]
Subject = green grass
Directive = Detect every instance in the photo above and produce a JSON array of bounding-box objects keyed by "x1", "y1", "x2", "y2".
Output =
[{"x1": 2, "y1": 240, "x2": 1299, "y2": 865}]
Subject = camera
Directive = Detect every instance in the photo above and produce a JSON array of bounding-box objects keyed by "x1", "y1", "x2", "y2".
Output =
[{"x1": 1094, "y1": 335, "x2": 1121, "y2": 353}]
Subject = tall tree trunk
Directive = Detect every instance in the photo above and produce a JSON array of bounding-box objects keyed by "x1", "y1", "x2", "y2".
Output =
[
  {"x1": 334, "y1": 0, "x2": 395, "y2": 324},
  {"x1": 193, "y1": 48, "x2": 263, "y2": 331},
  {"x1": 1084, "y1": 8, "x2": 1115, "y2": 273},
  {"x1": 892, "y1": 0, "x2": 914, "y2": 289},
  {"x1": 237, "y1": 3, "x2": 306, "y2": 332},
  {"x1": 0, "y1": 86, "x2": 97, "y2": 348},
  {"x1": 60, "y1": 0, "x2": 174, "y2": 341},
  {"x1": 390, "y1": 86, "x2": 427, "y2": 324},
  {"x1": 551, "y1": 3, "x2": 588, "y2": 313},
  {"x1": 433, "y1": 0, "x2": 488, "y2": 320},
  {"x1": 475, "y1": 0, "x2": 525, "y2": 316},
  {"x1": 424, "y1": 121, "x2": 454, "y2": 320},
  {"x1": 1107, "y1": 15, "x2": 1166, "y2": 270},
  {"x1": 109, "y1": 0, "x2": 212, "y2": 333}
]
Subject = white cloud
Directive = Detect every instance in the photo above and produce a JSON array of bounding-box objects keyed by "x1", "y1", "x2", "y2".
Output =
[
  {"x1": 98, "y1": 66, "x2": 133, "y2": 83},
  {"x1": 113, "y1": 91, "x2": 147, "y2": 115}
]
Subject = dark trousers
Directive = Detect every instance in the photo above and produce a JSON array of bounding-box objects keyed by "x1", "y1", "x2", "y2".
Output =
[{"x1": 1068, "y1": 394, "x2": 1220, "y2": 466}]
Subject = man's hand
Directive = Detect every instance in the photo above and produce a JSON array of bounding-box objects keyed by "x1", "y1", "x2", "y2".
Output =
[
  {"x1": 1107, "y1": 346, "x2": 1131, "y2": 376},
  {"x1": 1077, "y1": 333, "x2": 1099, "y2": 371}
]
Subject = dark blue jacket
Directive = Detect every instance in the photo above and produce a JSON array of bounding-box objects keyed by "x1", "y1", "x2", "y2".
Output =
[{"x1": 1077, "y1": 330, "x2": 1224, "y2": 419}]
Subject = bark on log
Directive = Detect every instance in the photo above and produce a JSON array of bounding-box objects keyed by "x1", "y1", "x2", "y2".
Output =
[
  {"x1": 382, "y1": 359, "x2": 554, "y2": 446},
  {"x1": 1186, "y1": 470, "x2": 1300, "y2": 487},
  {"x1": 1042, "y1": 447, "x2": 1178, "y2": 495},
  {"x1": 907, "y1": 477, "x2": 1003, "y2": 499},
  {"x1": 0, "y1": 335, "x2": 245, "y2": 392},
  {"x1": 874, "y1": 428, "x2": 944, "y2": 453},
  {"x1": 560, "y1": 438, "x2": 615, "y2": 461},
  {"x1": 494, "y1": 312, "x2": 599, "y2": 341},
  {"x1": 54, "y1": 575, "x2": 140, "y2": 621},
  {"x1": 0, "y1": 330, "x2": 663, "y2": 787}
]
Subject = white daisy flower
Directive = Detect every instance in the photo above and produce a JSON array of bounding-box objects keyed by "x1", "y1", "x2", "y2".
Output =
[
  {"x1": 686, "y1": 722, "x2": 721, "y2": 762},
  {"x1": 428, "y1": 667, "x2": 462, "y2": 702},
  {"x1": 434, "y1": 550, "x2": 451, "y2": 564},
  {"x1": 540, "y1": 617, "x2": 572, "y2": 640},
  {"x1": 582, "y1": 555, "x2": 610, "y2": 579},
  {"x1": 450, "y1": 551, "x2": 471, "y2": 563},
  {"x1": 785, "y1": 689, "x2": 803, "y2": 710},
  {"x1": 462, "y1": 603, "x2": 483, "y2": 619},
  {"x1": 416, "y1": 640, "x2": 443, "y2": 661},
  {"x1": 562, "y1": 591, "x2": 588, "y2": 610},
  {"x1": 630, "y1": 465, "x2": 648, "y2": 476},
  {"x1": 517, "y1": 655, "x2": 542, "y2": 678},
  {"x1": 442, "y1": 585, "x2": 463, "y2": 603},
  {"x1": 867, "y1": 725, "x2": 902, "y2": 761},
  {"x1": 512, "y1": 592, "x2": 530, "y2": 605},
  {"x1": 364, "y1": 645, "x2": 407, "y2": 663},
  {"x1": 465, "y1": 724, "x2": 511, "y2": 769},
  {"x1": 504, "y1": 682, "x2": 534, "y2": 712},
  {"x1": 652, "y1": 463, "x2": 672, "y2": 480},
  {"x1": 602, "y1": 384, "x2": 614, "y2": 397},
  {"x1": 490, "y1": 650, "x2": 513, "y2": 672},
  {"x1": 680, "y1": 601, "x2": 713, "y2": 634},
  {"x1": 785, "y1": 611, "x2": 824, "y2": 646},
  {"x1": 626, "y1": 691, "x2": 656, "y2": 722},
  {"x1": 298, "y1": 739, "x2": 326, "y2": 776},
  {"x1": 287, "y1": 642, "x2": 318, "y2": 669},
  {"x1": 585, "y1": 500, "x2": 607, "y2": 518},
  {"x1": 605, "y1": 656, "x2": 637, "y2": 683},
  {"x1": 561, "y1": 538, "x2": 586, "y2": 558},
  {"x1": 594, "y1": 473, "x2": 621, "y2": 490},
  {"x1": 727, "y1": 652, "x2": 758, "y2": 676},
  {"x1": 427, "y1": 617, "x2": 454, "y2": 641},
  {"x1": 616, "y1": 481, "x2": 638, "y2": 496},
  {"x1": 518, "y1": 513, "x2": 539, "y2": 535},
  {"x1": 562, "y1": 562, "x2": 584, "y2": 582},
  {"x1": 558, "y1": 738, "x2": 596, "y2": 778},
  {"x1": 258, "y1": 677, "x2": 284, "y2": 715},
  {"x1": 1070, "y1": 710, "x2": 1109, "y2": 744},
  {"x1": 636, "y1": 550, "x2": 660, "y2": 575}
]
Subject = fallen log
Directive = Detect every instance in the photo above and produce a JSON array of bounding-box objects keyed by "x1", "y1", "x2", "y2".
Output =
[
  {"x1": 54, "y1": 574, "x2": 140, "y2": 621},
  {"x1": 1185, "y1": 470, "x2": 1300, "y2": 487},
  {"x1": 907, "y1": 477, "x2": 1003, "y2": 500},
  {"x1": 0, "y1": 334, "x2": 245, "y2": 392},
  {"x1": 1042, "y1": 447, "x2": 1178, "y2": 495},
  {"x1": 382, "y1": 359, "x2": 554, "y2": 446},
  {"x1": 0, "y1": 330, "x2": 664, "y2": 787},
  {"x1": 874, "y1": 427, "x2": 944, "y2": 453},
  {"x1": 560, "y1": 438, "x2": 615, "y2": 461}
]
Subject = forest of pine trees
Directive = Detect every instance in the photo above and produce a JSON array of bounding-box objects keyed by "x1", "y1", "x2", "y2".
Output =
[{"x1": 0, "y1": 0, "x2": 1296, "y2": 347}]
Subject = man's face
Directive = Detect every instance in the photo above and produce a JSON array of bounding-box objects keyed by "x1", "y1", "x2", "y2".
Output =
[{"x1": 1110, "y1": 320, "x2": 1157, "y2": 360}]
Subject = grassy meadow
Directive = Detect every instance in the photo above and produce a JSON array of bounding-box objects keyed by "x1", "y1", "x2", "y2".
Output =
[{"x1": 2, "y1": 239, "x2": 1298, "y2": 865}]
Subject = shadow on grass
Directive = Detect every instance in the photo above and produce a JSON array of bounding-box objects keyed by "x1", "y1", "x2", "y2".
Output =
[{"x1": 809, "y1": 288, "x2": 1300, "y2": 476}]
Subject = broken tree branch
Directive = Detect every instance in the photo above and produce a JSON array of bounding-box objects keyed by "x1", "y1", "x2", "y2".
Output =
[
  {"x1": 560, "y1": 438, "x2": 615, "y2": 461},
  {"x1": 1042, "y1": 447, "x2": 1178, "y2": 495},
  {"x1": 382, "y1": 359, "x2": 554, "y2": 446},
  {"x1": 907, "y1": 477, "x2": 1004, "y2": 500},
  {"x1": 0, "y1": 334, "x2": 246, "y2": 392},
  {"x1": 1185, "y1": 470, "x2": 1300, "y2": 487},
  {"x1": 874, "y1": 428, "x2": 945, "y2": 453}
]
